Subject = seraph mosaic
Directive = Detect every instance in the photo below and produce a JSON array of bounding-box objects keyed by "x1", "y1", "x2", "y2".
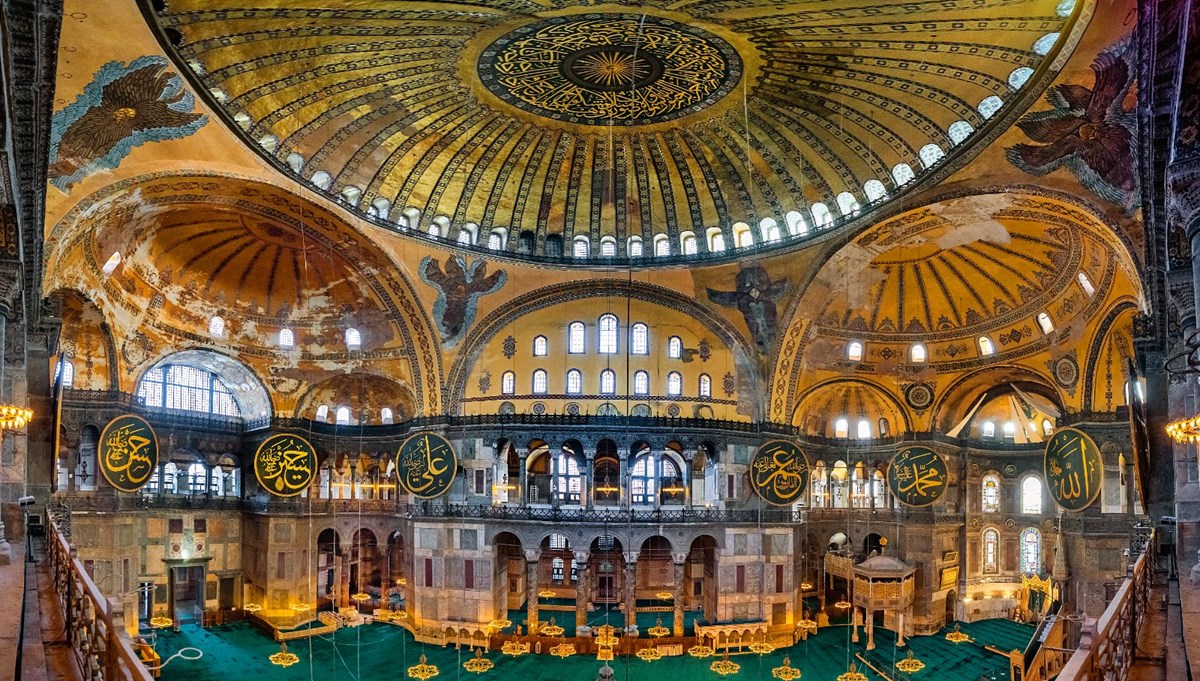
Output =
[
  {"x1": 1006, "y1": 37, "x2": 1138, "y2": 214},
  {"x1": 419, "y1": 255, "x2": 507, "y2": 349},
  {"x1": 49, "y1": 56, "x2": 207, "y2": 191},
  {"x1": 707, "y1": 265, "x2": 789, "y2": 354}
]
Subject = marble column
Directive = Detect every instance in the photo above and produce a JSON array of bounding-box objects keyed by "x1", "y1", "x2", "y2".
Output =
[
  {"x1": 575, "y1": 551, "x2": 589, "y2": 633},
  {"x1": 525, "y1": 551, "x2": 540, "y2": 629},
  {"x1": 866, "y1": 609, "x2": 875, "y2": 650},
  {"x1": 618, "y1": 450, "x2": 630, "y2": 509},
  {"x1": 672, "y1": 561, "x2": 685, "y2": 636},
  {"x1": 897, "y1": 611, "x2": 906, "y2": 647},
  {"x1": 653, "y1": 451, "x2": 662, "y2": 510},
  {"x1": 624, "y1": 558, "x2": 638, "y2": 631},
  {"x1": 681, "y1": 451, "x2": 694, "y2": 508},
  {"x1": 585, "y1": 455, "x2": 595, "y2": 510},
  {"x1": 518, "y1": 453, "x2": 529, "y2": 507},
  {"x1": 550, "y1": 446, "x2": 560, "y2": 508},
  {"x1": 851, "y1": 606, "x2": 860, "y2": 643}
]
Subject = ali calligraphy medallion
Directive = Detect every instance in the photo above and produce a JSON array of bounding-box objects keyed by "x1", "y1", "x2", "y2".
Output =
[
  {"x1": 397, "y1": 432, "x2": 457, "y2": 499},
  {"x1": 254, "y1": 434, "x2": 318, "y2": 497},
  {"x1": 887, "y1": 447, "x2": 948, "y2": 507},
  {"x1": 749, "y1": 440, "x2": 810, "y2": 506},
  {"x1": 477, "y1": 14, "x2": 742, "y2": 126},
  {"x1": 98, "y1": 414, "x2": 159, "y2": 492},
  {"x1": 1044, "y1": 427, "x2": 1103, "y2": 511}
]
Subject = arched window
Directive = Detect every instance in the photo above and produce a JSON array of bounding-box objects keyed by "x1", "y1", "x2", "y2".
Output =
[
  {"x1": 501, "y1": 371, "x2": 515, "y2": 395},
  {"x1": 707, "y1": 228, "x2": 725, "y2": 252},
  {"x1": 811, "y1": 461, "x2": 828, "y2": 507},
  {"x1": 573, "y1": 236, "x2": 590, "y2": 258},
  {"x1": 863, "y1": 180, "x2": 887, "y2": 202},
  {"x1": 1020, "y1": 527, "x2": 1042, "y2": 574},
  {"x1": 315, "y1": 404, "x2": 329, "y2": 422},
  {"x1": 551, "y1": 557, "x2": 565, "y2": 583},
  {"x1": 680, "y1": 232, "x2": 698, "y2": 255},
  {"x1": 532, "y1": 369, "x2": 548, "y2": 394},
  {"x1": 630, "y1": 323, "x2": 649, "y2": 355},
  {"x1": 834, "y1": 418, "x2": 849, "y2": 438},
  {"x1": 733, "y1": 223, "x2": 753, "y2": 248},
  {"x1": 948, "y1": 120, "x2": 974, "y2": 145},
  {"x1": 699, "y1": 374, "x2": 712, "y2": 398},
  {"x1": 1077, "y1": 272, "x2": 1095, "y2": 296},
  {"x1": 1036, "y1": 312, "x2": 1054, "y2": 334},
  {"x1": 918, "y1": 144, "x2": 944, "y2": 169},
  {"x1": 1042, "y1": 419, "x2": 1054, "y2": 435},
  {"x1": 568, "y1": 322, "x2": 586, "y2": 354},
  {"x1": 57, "y1": 359, "x2": 75, "y2": 388},
  {"x1": 856, "y1": 419, "x2": 871, "y2": 439},
  {"x1": 633, "y1": 370, "x2": 650, "y2": 395},
  {"x1": 836, "y1": 192, "x2": 860, "y2": 216},
  {"x1": 666, "y1": 372, "x2": 682, "y2": 396},
  {"x1": 555, "y1": 453, "x2": 583, "y2": 504},
  {"x1": 892, "y1": 163, "x2": 915, "y2": 186},
  {"x1": 1021, "y1": 477, "x2": 1042, "y2": 514},
  {"x1": 599, "y1": 369, "x2": 617, "y2": 395},
  {"x1": 978, "y1": 95, "x2": 1004, "y2": 120},
  {"x1": 278, "y1": 328, "x2": 294, "y2": 348},
  {"x1": 785, "y1": 210, "x2": 809, "y2": 236},
  {"x1": 982, "y1": 528, "x2": 999, "y2": 574},
  {"x1": 1008, "y1": 66, "x2": 1035, "y2": 89},
  {"x1": 847, "y1": 341, "x2": 864, "y2": 362},
  {"x1": 533, "y1": 335, "x2": 548, "y2": 356},
  {"x1": 983, "y1": 421, "x2": 996, "y2": 438},
  {"x1": 1003, "y1": 421, "x2": 1017, "y2": 439},
  {"x1": 668, "y1": 336, "x2": 683, "y2": 359},
  {"x1": 628, "y1": 236, "x2": 644, "y2": 257},
  {"x1": 457, "y1": 224, "x2": 477, "y2": 245},
  {"x1": 600, "y1": 236, "x2": 617, "y2": 257},
  {"x1": 566, "y1": 369, "x2": 583, "y2": 395},
  {"x1": 381, "y1": 407, "x2": 394, "y2": 424},
  {"x1": 136, "y1": 365, "x2": 242, "y2": 417},
  {"x1": 487, "y1": 230, "x2": 505, "y2": 250},
  {"x1": 1057, "y1": 0, "x2": 1075, "y2": 16},
  {"x1": 978, "y1": 336, "x2": 995, "y2": 356},
  {"x1": 760, "y1": 218, "x2": 781, "y2": 242},
  {"x1": 102, "y1": 251, "x2": 122, "y2": 276},
  {"x1": 878, "y1": 418, "x2": 890, "y2": 437},
  {"x1": 982, "y1": 474, "x2": 1001, "y2": 513},
  {"x1": 910, "y1": 343, "x2": 927, "y2": 363},
  {"x1": 345, "y1": 327, "x2": 362, "y2": 350},
  {"x1": 598, "y1": 314, "x2": 618, "y2": 354},
  {"x1": 335, "y1": 406, "x2": 351, "y2": 425},
  {"x1": 630, "y1": 455, "x2": 657, "y2": 504},
  {"x1": 653, "y1": 234, "x2": 670, "y2": 256},
  {"x1": 811, "y1": 203, "x2": 833, "y2": 227},
  {"x1": 1032, "y1": 33, "x2": 1059, "y2": 56},
  {"x1": 209, "y1": 316, "x2": 225, "y2": 338}
]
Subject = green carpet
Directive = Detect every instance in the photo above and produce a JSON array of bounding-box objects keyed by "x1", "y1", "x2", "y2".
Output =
[
  {"x1": 508, "y1": 606, "x2": 700, "y2": 637},
  {"x1": 154, "y1": 617, "x2": 1035, "y2": 681}
]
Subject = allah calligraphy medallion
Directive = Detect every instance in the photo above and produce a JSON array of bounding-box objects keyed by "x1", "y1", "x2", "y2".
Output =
[
  {"x1": 477, "y1": 14, "x2": 741, "y2": 126},
  {"x1": 887, "y1": 447, "x2": 948, "y2": 507},
  {"x1": 254, "y1": 434, "x2": 318, "y2": 497},
  {"x1": 1044, "y1": 427, "x2": 1102, "y2": 511},
  {"x1": 749, "y1": 440, "x2": 810, "y2": 506},
  {"x1": 98, "y1": 414, "x2": 159, "y2": 492},
  {"x1": 396, "y1": 432, "x2": 457, "y2": 499}
]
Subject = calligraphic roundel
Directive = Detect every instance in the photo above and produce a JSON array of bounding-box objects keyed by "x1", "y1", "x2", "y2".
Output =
[
  {"x1": 396, "y1": 432, "x2": 457, "y2": 500},
  {"x1": 887, "y1": 447, "x2": 949, "y2": 507},
  {"x1": 750, "y1": 440, "x2": 810, "y2": 507},
  {"x1": 98, "y1": 414, "x2": 159, "y2": 493},
  {"x1": 254, "y1": 434, "x2": 318, "y2": 497},
  {"x1": 1043, "y1": 427, "x2": 1103, "y2": 511}
]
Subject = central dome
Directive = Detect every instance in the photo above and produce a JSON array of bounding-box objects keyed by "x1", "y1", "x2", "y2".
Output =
[{"x1": 476, "y1": 14, "x2": 741, "y2": 126}]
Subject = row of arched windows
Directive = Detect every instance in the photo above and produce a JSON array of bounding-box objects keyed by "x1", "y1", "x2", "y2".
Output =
[
  {"x1": 136, "y1": 365, "x2": 241, "y2": 417},
  {"x1": 981, "y1": 475, "x2": 1044, "y2": 515},
  {"x1": 845, "y1": 308, "x2": 1068, "y2": 363},
  {"x1": 501, "y1": 369, "x2": 710, "y2": 398},
  {"x1": 206, "y1": 317, "x2": 364, "y2": 351},
  {"x1": 313, "y1": 405, "x2": 396, "y2": 425},
  {"x1": 549, "y1": 317, "x2": 684, "y2": 358},
  {"x1": 982, "y1": 527, "x2": 1042, "y2": 575}
]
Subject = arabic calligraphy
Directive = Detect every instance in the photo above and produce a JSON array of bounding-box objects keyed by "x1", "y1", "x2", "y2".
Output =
[
  {"x1": 887, "y1": 447, "x2": 948, "y2": 507},
  {"x1": 478, "y1": 14, "x2": 741, "y2": 126},
  {"x1": 1044, "y1": 427, "x2": 1102, "y2": 511},
  {"x1": 396, "y1": 432, "x2": 457, "y2": 499},
  {"x1": 750, "y1": 441, "x2": 809, "y2": 506},
  {"x1": 98, "y1": 414, "x2": 158, "y2": 492},
  {"x1": 254, "y1": 434, "x2": 317, "y2": 497}
]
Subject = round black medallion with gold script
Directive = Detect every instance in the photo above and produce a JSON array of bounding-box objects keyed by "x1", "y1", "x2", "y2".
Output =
[
  {"x1": 254, "y1": 434, "x2": 318, "y2": 497},
  {"x1": 1043, "y1": 427, "x2": 1103, "y2": 511},
  {"x1": 98, "y1": 414, "x2": 159, "y2": 493},
  {"x1": 396, "y1": 432, "x2": 457, "y2": 499},
  {"x1": 749, "y1": 440, "x2": 809, "y2": 506},
  {"x1": 887, "y1": 447, "x2": 948, "y2": 507},
  {"x1": 477, "y1": 14, "x2": 742, "y2": 126}
]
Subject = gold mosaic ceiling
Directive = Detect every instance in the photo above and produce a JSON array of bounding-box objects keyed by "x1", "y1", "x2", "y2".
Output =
[{"x1": 146, "y1": 0, "x2": 1077, "y2": 261}]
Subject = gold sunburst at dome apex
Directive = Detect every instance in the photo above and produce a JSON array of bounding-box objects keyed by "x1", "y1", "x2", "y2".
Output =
[
  {"x1": 407, "y1": 655, "x2": 439, "y2": 680},
  {"x1": 637, "y1": 647, "x2": 664, "y2": 662},
  {"x1": 540, "y1": 618, "x2": 565, "y2": 637},
  {"x1": 501, "y1": 640, "x2": 529, "y2": 656},
  {"x1": 149, "y1": 616, "x2": 173, "y2": 628},
  {"x1": 549, "y1": 643, "x2": 576, "y2": 658},
  {"x1": 896, "y1": 651, "x2": 926, "y2": 673},
  {"x1": 269, "y1": 643, "x2": 299, "y2": 668},
  {"x1": 772, "y1": 657, "x2": 802, "y2": 681},
  {"x1": 463, "y1": 650, "x2": 493, "y2": 674},
  {"x1": 836, "y1": 663, "x2": 868, "y2": 681},
  {"x1": 574, "y1": 50, "x2": 650, "y2": 87},
  {"x1": 710, "y1": 652, "x2": 740, "y2": 676}
]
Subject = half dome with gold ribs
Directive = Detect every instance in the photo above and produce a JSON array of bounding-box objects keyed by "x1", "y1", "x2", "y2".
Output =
[{"x1": 145, "y1": 0, "x2": 1080, "y2": 264}]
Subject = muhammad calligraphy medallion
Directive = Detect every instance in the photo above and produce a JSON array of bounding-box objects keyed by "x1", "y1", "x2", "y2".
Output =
[
  {"x1": 750, "y1": 440, "x2": 810, "y2": 506},
  {"x1": 98, "y1": 414, "x2": 159, "y2": 492},
  {"x1": 477, "y1": 14, "x2": 741, "y2": 126},
  {"x1": 887, "y1": 447, "x2": 948, "y2": 507},
  {"x1": 396, "y1": 432, "x2": 457, "y2": 499},
  {"x1": 254, "y1": 434, "x2": 318, "y2": 497},
  {"x1": 1044, "y1": 427, "x2": 1102, "y2": 511}
]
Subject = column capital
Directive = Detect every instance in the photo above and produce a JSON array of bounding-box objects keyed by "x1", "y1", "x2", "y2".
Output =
[
  {"x1": 573, "y1": 550, "x2": 590, "y2": 564},
  {"x1": 523, "y1": 549, "x2": 540, "y2": 563}
]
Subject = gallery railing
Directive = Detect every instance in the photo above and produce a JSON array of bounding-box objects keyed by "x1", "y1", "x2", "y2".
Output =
[
  {"x1": 46, "y1": 521, "x2": 154, "y2": 681},
  {"x1": 1055, "y1": 529, "x2": 1154, "y2": 681}
]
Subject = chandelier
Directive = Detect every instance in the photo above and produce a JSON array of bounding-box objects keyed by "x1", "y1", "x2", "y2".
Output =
[
  {"x1": 269, "y1": 643, "x2": 300, "y2": 668},
  {"x1": 549, "y1": 642, "x2": 576, "y2": 658},
  {"x1": 797, "y1": 611, "x2": 818, "y2": 632},
  {"x1": 501, "y1": 640, "x2": 529, "y2": 656},
  {"x1": 836, "y1": 663, "x2": 867, "y2": 681},
  {"x1": 655, "y1": 591, "x2": 674, "y2": 600},
  {"x1": 463, "y1": 650, "x2": 493, "y2": 674},
  {"x1": 749, "y1": 640, "x2": 775, "y2": 654},
  {"x1": 834, "y1": 598, "x2": 852, "y2": 610},
  {"x1": 945, "y1": 624, "x2": 970, "y2": 644},
  {"x1": 647, "y1": 618, "x2": 670, "y2": 638},
  {"x1": 636, "y1": 647, "x2": 663, "y2": 662},
  {"x1": 487, "y1": 618, "x2": 512, "y2": 631},
  {"x1": 351, "y1": 592, "x2": 371, "y2": 602},
  {"x1": 407, "y1": 654, "x2": 439, "y2": 680},
  {"x1": 0, "y1": 405, "x2": 33, "y2": 430},
  {"x1": 772, "y1": 657, "x2": 802, "y2": 681},
  {"x1": 895, "y1": 651, "x2": 926, "y2": 673},
  {"x1": 800, "y1": 581, "x2": 814, "y2": 591},
  {"x1": 242, "y1": 603, "x2": 262, "y2": 613},
  {"x1": 540, "y1": 617, "x2": 565, "y2": 637},
  {"x1": 710, "y1": 652, "x2": 740, "y2": 676},
  {"x1": 1168, "y1": 416, "x2": 1200, "y2": 442},
  {"x1": 538, "y1": 590, "x2": 555, "y2": 599},
  {"x1": 687, "y1": 644, "x2": 714, "y2": 658},
  {"x1": 594, "y1": 624, "x2": 619, "y2": 648},
  {"x1": 149, "y1": 616, "x2": 173, "y2": 628},
  {"x1": 290, "y1": 602, "x2": 311, "y2": 612}
]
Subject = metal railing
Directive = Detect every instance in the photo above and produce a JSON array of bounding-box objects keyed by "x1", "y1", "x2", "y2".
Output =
[
  {"x1": 46, "y1": 521, "x2": 154, "y2": 681},
  {"x1": 1055, "y1": 529, "x2": 1155, "y2": 681}
]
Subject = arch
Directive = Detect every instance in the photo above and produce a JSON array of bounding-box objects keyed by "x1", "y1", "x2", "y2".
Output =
[
  {"x1": 930, "y1": 365, "x2": 1061, "y2": 433},
  {"x1": 706, "y1": 227, "x2": 726, "y2": 252},
  {"x1": 1021, "y1": 476, "x2": 1044, "y2": 515},
  {"x1": 136, "y1": 349, "x2": 272, "y2": 421},
  {"x1": 627, "y1": 235, "x2": 644, "y2": 257},
  {"x1": 295, "y1": 372, "x2": 416, "y2": 424},
  {"x1": 791, "y1": 379, "x2": 911, "y2": 437}
]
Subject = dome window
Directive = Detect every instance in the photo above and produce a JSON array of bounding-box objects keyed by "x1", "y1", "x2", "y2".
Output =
[
  {"x1": 948, "y1": 121, "x2": 974, "y2": 145},
  {"x1": 1036, "y1": 312, "x2": 1054, "y2": 335},
  {"x1": 600, "y1": 236, "x2": 616, "y2": 257},
  {"x1": 102, "y1": 251, "x2": 122, "y2": 276},
  {"x1": 863, "y1": 180, "x2": 887, "y2": 202},
  {"x1": 1032, "y1": 33, "x2": 1060, "y2": 56},
  {"x1": 381, "y1": 407, "x2": 394, "y2": 424},
  {"x1": 680, "y1": 232, "x2": 698, "y2": 255},
  {"x1": 785, "y1": 210, "x2": 809, "y2": 236},
  {"x1": 278, "y1": 328, "x2": 294, "y2": 348},
  {"x1": 847, "y1": 341, "x2": 864, "y2": 362},
  {"x1": 335, "y1": 406, "x2": 351, "y2": 426},
  {"x1": 209, "y1": 316, "x2": 225, "y2": 338},
  {"x1": 910, "y1": 343, "x2": 927, "y2": 363},
  {"x1": 1008, "y1": 67, "x2": 1035, "y2": 90},
  {"x1": 836, "y1": 192, "x2": 861, "y2": 216},
  {"x1": 1077, "y1": 272, "x2": 1095, "y2": 296},
  {"x1": 856, "y1": 419, "x2": 871, "y2": 439},
  {"x1": 573, "y1": 236, "x2": 590, "y2": 258},
  {"x1": 345, "y1": 327, "x2": 362, "y2": 350},
  {"x1": 760, "y1": 218, "x2": 781, "y2": 242},
  {"x1": 918, "y1": 144, "x2": 944, "y2": 169},
  {"x1": 315, "y1": 404, "x2": 329, "y2": 421},
  {"x1": 834, "y1": 418, "x2": 849, "y2": 438},
  {"x1": 978, "y1": 95, "x2": 1004, "y2": 120},
  {"x1": 982, "y1": 421, "x2": 995, "y2": 438},
  {"x1": 627, "y1": 236, "x2": 643, "y2": 257},
  {"x1": 892, "y1": 163, "x2": 915, "y2": 186},
  {"x1": 978, "y1": 336, "x2": 995, "y2": 356},
  {"x1": 733, "y1": 223, "x2": 753, "y2": 248},
  {"x1": 811, "y1": 203, "x2": 833, "y2": 228},
  {"x1": 707, "y1": 228, "x2": 725, "y2": 252},
  {"x1": 653, "y1": 234, "x2": 670, "y2": 257}
]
